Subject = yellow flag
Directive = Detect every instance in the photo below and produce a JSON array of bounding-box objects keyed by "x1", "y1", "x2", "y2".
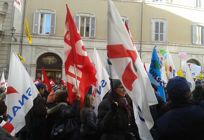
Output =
[
  {"x1": 17, "y1": 53, "x2": 26, "y2": 63},
  {"x1": 177, "y1": 69, "x2": 185, "y2": 78},
  {"x1": 25, "y1": 18, "x2": 32, "y2": 45}
]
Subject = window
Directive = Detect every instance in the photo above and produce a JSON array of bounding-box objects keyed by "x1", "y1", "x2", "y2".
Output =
[
  {"x1": 195, "y1": 0, "x2": 202, "y2": 8},
  {"x1": 152, "y1": 19, "x2": 167, "y2": 42},
  {"x1": 33, "y1": 10, "x2": 56, "y2": 35},
  {"x1": 192, "y1": 25, "x2": 204, "y2": 45},
  {"x1": 75, "y1": 13, "x2": 96, "y2": 38}
]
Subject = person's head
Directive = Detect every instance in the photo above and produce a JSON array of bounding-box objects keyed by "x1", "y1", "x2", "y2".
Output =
[
  {"x1": 36, "y1": 83, "x2": 46, "y2": 95},
  {"x1": 55, "y1": 89, "x2": 68, "y2": 103},
  {"x1": 0, "y1": 87, "x2": 6, "y2": 94},
  {"x1": 166, "y1": 76, "x2": 191, "y2": 104},
  {"x1": 112, "y1": 79, "x2": 127, "y2": 97},
  {"x1": 83, "y1": 93, "x2": 95, "y2": 108}
]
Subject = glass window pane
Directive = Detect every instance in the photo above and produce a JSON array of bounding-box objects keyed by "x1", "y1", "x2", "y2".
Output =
[
  {"x1": 155, "y1": 22, "x2": 159, "y2": 33},
  {"x1": 155, "y1": 34, "x2": 159, "y2": 41},
  {"x1": 160, "y1": 34, "x2": 163, "y2": 41},
  {"x1": 45, "y1": 14, "x2": 51, "y2": 34},
  {"x1": 160, "y1": 22, "x2": 164, "y2": 33},
  {"x1": 85, "y1": 17, "x2": 90, "y2": 37}
]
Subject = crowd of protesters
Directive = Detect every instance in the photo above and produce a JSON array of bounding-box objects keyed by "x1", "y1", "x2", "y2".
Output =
[{"x1": 1, "y1": 76, "x2": 204, "y2": 140}]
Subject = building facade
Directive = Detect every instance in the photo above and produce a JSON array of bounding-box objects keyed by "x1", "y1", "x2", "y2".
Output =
[
  {"x1": 6, "y1": 0, "x2": 204, "y2": 80},
  {"x1": 0, "y1": 0, "x2": 15, "y2": 77}
]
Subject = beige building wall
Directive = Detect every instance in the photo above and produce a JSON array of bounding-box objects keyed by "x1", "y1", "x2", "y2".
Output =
[{"x1": 11, "y1": 0, "x2": 204, "y2": 79}]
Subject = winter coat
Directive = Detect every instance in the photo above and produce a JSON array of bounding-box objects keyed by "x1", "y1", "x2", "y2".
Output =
[
  {"x1": 49, "y1": 100, "x2": 80, "y2": 140},
  {"x1": 97, "y1": 91, "x2": 140, "y2": 140},
  {"x1": 80, "y1": 107, "x2": 98, "y2": 140},
  {"x1": 156, "y1": 103, "x2": 204, "y2": 140},
  {"x1": 0, "y1": 127, "x2": 15, "y2": 140},
  {"x1": 25, "y1": 94, "x2": 47, "y2": 140}
]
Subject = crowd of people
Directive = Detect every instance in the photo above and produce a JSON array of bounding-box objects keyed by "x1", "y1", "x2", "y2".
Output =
[{"x1": 1, "y1": 76, "x2": 204, "y2": 140}]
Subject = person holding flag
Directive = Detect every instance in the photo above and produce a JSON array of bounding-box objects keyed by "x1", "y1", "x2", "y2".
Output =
[
  {"x1": 106, "y1": 0, "x2": 158, "y2": 139},
  {"x1": 98, "y1": 79, "x2": 140, "y2": 140}
]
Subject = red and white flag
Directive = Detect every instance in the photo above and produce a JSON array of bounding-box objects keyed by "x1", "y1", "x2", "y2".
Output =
[
  {"x1": 6, "y1": 52, "x2": 38, "y2": 133},
  {"x1": 0, "y1": 71, "x2": 7, "y2": 89},
  {"x1": 42, "y1": 67, "x2": 52, "y2": 92},
  {"x1": 14, "y1": 0, "x2": 22, "y2": 12},
  {"x1": 0, "y1": 120, "x2": 15, "y2": 136},
  {"x1": 107, "y1": 0, "x2": 158, "y2": 139},
  {"x1": 64, "y1": 5, "x2": 97, "y2": 105}
]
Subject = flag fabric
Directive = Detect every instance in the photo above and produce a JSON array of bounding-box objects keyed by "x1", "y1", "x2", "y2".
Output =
[
  {"x1": 17, "y1": 53, "x2": 26, "y2": 63},
  {"x1": 64, "y1": 5, "x2": 97, "y2": 105},
  {"x1": 14, "y1": 0, "x2": 22, "y2": 12},
  {"x1": 107, "y1": 0, "x2": 158, "y2": 139},
  {"x1": 188, "y1": 63, "x2": 201, "y2": 78},
  {"x1": 0, "y1": 71, "x2": 7, "y2": 88},
  {"x1": 41, "y1": 67, "x2": 52, "y2": 92},
  {"x1": 6, "y1": 52, "x2": 38, "y2": 133},
  {"x1": 25, "y1": 18, "x2": 32, "y2": 45},
  {"x1": 0, "y1": 120, "x2": 15, "y2": 136},
  {"x1": 181, "y1": 61, "x2": 195, "y2": 92},
  {"x1": 149, "y1": 47, "x2": 166, "y2": 102},
  {"x1": 90, "y1": 49, "x2": 111, "y2": 114},
  {"x1": 164, "y1": 50, "x2": 176, "y2": 79}
]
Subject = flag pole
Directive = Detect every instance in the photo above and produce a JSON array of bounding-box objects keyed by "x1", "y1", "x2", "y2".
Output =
[
  {"x1": 19, "y1": 0, "x2": 27, "y2": 56},
  {"x1": 139, "y1": 0, "x2": 144, "y2": 58}
]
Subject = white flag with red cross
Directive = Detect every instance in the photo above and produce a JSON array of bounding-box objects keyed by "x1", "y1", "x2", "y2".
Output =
[
  {"x1": 107, "y1": 0, "x2": 158, "y2": 139},
  {"x1": 6, "y1": 52, "x2": 38, "y2": 133}
]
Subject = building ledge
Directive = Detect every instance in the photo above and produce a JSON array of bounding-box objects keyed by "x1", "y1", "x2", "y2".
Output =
[{"x1": 0, "y1": 11, "x2": 6, "y2": 16}]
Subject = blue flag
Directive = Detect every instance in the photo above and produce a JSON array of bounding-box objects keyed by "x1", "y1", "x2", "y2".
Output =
[{"x1": 149, "y1": 47, "x2": 166, "y2": 102}]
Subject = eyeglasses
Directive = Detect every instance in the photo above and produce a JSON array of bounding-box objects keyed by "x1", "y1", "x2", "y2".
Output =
[{"x1": 117, "y1": 86, "x2": 124, "y2": 89}]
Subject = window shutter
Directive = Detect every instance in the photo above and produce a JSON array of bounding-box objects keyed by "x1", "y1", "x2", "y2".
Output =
[
  {"x1": 151, "y1": 20, "x2": 155, "y2": 41},
  {"x1": 163, "y1": 21, "x2": 167, "y2": 42},
  {"x1": 33, "y1": 11, "x2": 40, "y2": 34},
  {"x1": 50, "y1": 13, "x2": 56, "y2": 35},
  {"x1": 90, "y1": 16, "x2": 96, "y2": 38},
  {"x1": 192, "y1": 25, "x2": 196, "y2": 44},
  {"x1": 75, "y1": 15, "x2": 80, "y2": 31},
  {"x1": 201, "y1": 27, "x2": 204, "y2": 45}
]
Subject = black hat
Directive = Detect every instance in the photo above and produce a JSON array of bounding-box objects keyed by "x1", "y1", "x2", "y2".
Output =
[
  {"x1": 166, "y1": 76, "x2": 191, "y2": 103},
  {"x1": 111, "y1": 79, "x2": 122, "y2": 89}
]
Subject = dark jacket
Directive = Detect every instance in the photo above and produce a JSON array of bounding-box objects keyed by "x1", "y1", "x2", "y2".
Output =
[
  {"x1": 97, "y1": 91, "x2": 140, "y2": 140},
  {"x1": 80, "y1": 107, "x2": 98, "y2": 140},
  {"x1": 156, "y1": 103, "x2": 204, "y2": 140},
  {"x1": 26, "y1": 94, "x2": 47, "y2": 140},
  {"x1": 49, "y1": 100, "x2": 80, "y2": 140},
  {"x1": 0, "y1": 127, "x2": 15, "y2": 140}
]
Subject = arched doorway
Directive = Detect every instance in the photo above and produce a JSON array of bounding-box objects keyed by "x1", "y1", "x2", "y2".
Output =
[
  {"x1": 187, "y1": 59, "x2": 201, "y2": 66},
  {"x1": 36, "y1": 53, "x2": 62, "y2": 82}
]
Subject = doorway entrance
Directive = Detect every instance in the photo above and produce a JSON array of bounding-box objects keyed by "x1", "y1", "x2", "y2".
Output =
[{"x1": 36, "y1": 52, "x2": 62, "y2": 82}]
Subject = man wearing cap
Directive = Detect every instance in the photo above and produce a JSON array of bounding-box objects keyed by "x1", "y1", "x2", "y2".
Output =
[
  {"x1": 97, "y1": 79, "x2": 139, "y2": 140},
  {"x1": 156, "y1": 76, "x2": 204, "y2": 140}
]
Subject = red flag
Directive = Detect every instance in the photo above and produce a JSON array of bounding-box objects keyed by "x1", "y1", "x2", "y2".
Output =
[
  {"x1": 64, "y1": 5, "x2": 97, "y2": 105},
  {"x1": 42, "y1": 67, "x2": 52, "y2": 92}
]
